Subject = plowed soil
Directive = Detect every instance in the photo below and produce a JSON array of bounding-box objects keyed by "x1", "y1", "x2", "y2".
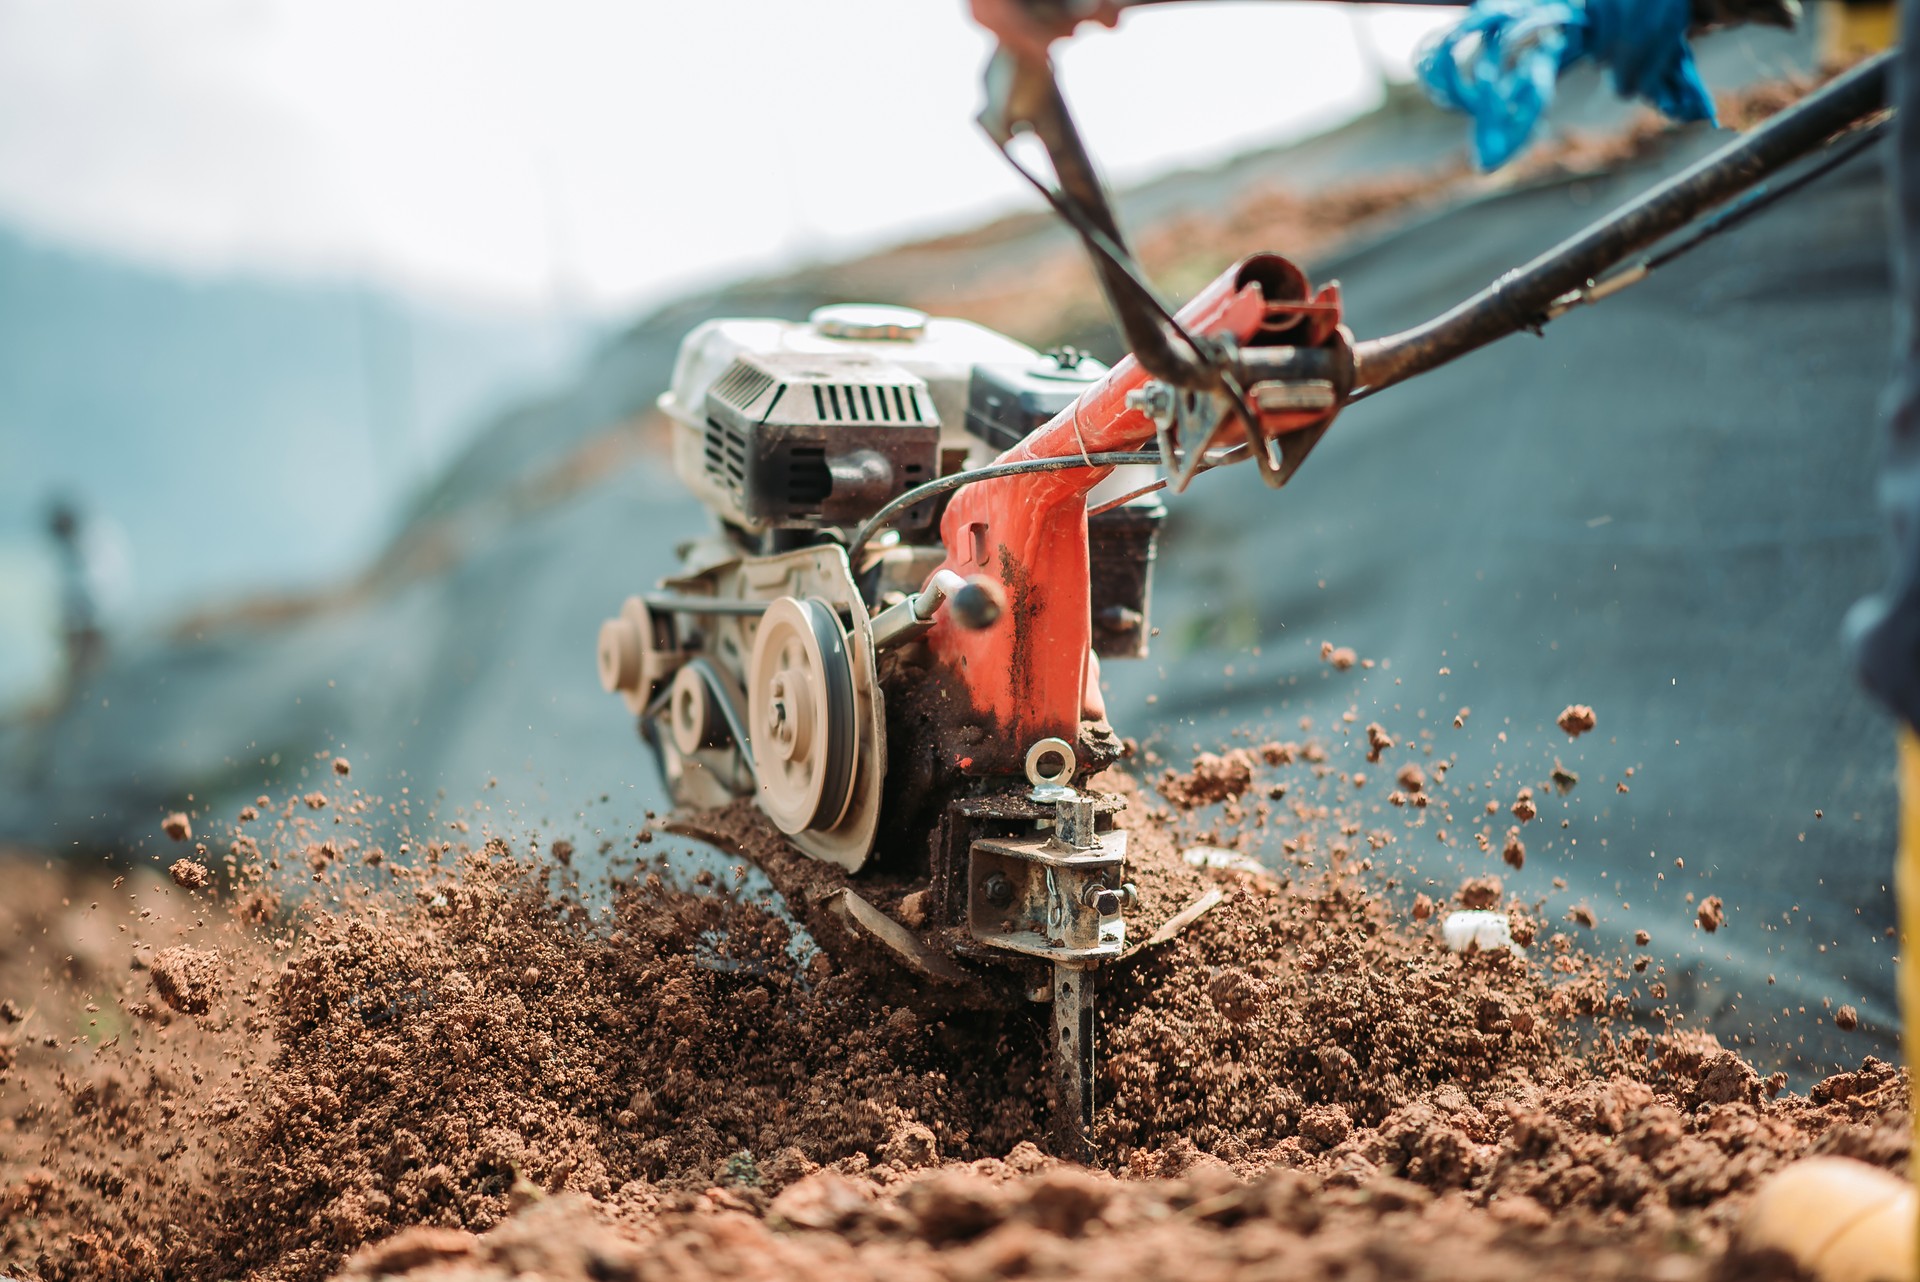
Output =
[{"x1": 0, "y1": 719, "x2": 1907, "y2": 1282}]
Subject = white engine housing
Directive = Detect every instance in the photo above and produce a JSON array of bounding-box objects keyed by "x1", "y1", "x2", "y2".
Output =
[{"x1": 660, "y1": 304, "x2": 1048, "y2": 533}]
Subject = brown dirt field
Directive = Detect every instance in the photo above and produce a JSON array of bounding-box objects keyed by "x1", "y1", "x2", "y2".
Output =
[{"x1": 0, "y1": 719, "x2": 1906, "y2": 1282}]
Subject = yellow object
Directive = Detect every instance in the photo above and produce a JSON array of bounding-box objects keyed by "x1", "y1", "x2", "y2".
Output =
[
  {"x1": 1896, "y1": 725, "x2": 1912, "y2": 1189},
  {"x1": 1902, "y1": 728, "x2": 1920, "y2": 1198},
  {"x1": 1743, "y1": 730, "x2": 1920, "y2": 1280},
  {"x1": 1742, "y1": 1157, "x2": 1916, "y2": 1282},
  {"x1": 1820, "y1": 0, "x2": 1899, "y2": 65}
]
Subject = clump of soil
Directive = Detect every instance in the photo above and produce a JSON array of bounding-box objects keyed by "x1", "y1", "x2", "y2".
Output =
[
  {"x1": 1159, "y1": 750, "x2": 1256, "y2": 809},
  {"x1": 144, "y1": 942, "x2": 223, "y2": 1016},
  {"x1": 162, "y1": 811, "x2": 192, "y2": 842},
  {"x1": 1698, "y1": 896, "x2": 1726, "y2": 933},
  {"x1": 1557, "y1": 705, "x2": 1598, "y2": 738},
  {"x1": 1320, "y1": 642, "x2": 1358, "y2": 670},
  {"x1": 1458, "y1": 876, "x2": 1503, "y2": 910},
  {"x1": 169, "y1": 858, "x2": 211, "y2": 889}
]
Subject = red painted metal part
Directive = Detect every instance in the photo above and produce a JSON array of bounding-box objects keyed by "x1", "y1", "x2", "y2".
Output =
[{"x1": 925, "y1": 253, "x2": 1341, "y2": 772}]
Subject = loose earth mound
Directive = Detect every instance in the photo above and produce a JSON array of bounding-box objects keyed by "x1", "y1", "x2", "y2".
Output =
[{"x1": 0, "y1": 735, "x2": 1905, "y2": 1282}]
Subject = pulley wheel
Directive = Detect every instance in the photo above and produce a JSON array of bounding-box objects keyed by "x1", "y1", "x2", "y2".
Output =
[
  {"x1": 747, "y1": 596, "x2": 858, "y2": 834},
  {"x1": 597, "y1": 596, "x2": 684, "y2": 714},
  {"x1": 668, "y1": 664, "x2": 726, "y2": 755}
]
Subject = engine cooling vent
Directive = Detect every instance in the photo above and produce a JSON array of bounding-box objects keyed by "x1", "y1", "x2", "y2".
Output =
[
  {"x1": 807, "y1": 381, "x2": 924, "y2": 425},
  {"x1": 781, "y1": 445, "x2": 833, "y2": 506},
  {"x1": 702, "y1": 417, "x2": 748, "y2": 496},
  {"x1": 709, "y1": 360, "x2": 777, "y2": 415}
]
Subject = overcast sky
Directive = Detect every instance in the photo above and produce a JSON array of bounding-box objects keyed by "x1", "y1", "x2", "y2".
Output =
[{"x1": 0, "y1": 0, "x2": 1457, "y2": 314}]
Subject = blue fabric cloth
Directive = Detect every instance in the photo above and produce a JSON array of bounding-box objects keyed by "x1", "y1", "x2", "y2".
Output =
[{"x1": 1418, "y1": 0, "x2": 1718, "y2": 171}]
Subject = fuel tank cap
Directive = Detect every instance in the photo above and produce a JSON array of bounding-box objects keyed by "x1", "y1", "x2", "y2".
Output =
[{"x1": 810, "y1": 303, "x2": 928, "y2": 341}]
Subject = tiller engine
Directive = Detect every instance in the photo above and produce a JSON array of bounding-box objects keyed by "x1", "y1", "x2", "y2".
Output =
[{"x1": 597, "y1": 255, "x2": 1349, "y2": 1153}]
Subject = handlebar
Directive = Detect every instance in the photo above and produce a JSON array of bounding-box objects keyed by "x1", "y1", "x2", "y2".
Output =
[{"x1": 1353, "y1": 49, "x2": 1892, "y2": 393}]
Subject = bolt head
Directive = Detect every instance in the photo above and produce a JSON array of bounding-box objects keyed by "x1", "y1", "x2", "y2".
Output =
[{"x1": 949, "y1": 578, "x2": 1005, "y2": 630}]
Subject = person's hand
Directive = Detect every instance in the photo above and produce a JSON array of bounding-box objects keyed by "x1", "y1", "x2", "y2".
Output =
[{"x1": 969, "y1": 0, "x2": 1125, "y2": 64}]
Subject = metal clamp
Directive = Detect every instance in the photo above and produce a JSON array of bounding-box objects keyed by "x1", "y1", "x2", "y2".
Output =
[
  {"x1": 1126, "y1": 379, "x2": 1228, "y2": 494},
  {"x1": 966, "y1": 765, "x2": 1127, "y2": 963}
]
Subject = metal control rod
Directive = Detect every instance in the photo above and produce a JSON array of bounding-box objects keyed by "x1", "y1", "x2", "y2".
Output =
[{"x1": 1352, "y1": 50, "x2": 1893, "y2": 393}]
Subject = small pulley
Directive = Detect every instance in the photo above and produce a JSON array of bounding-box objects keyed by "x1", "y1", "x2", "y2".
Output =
[
  {"x1": 597, "y1": 596, "x2": 686, "y2": 713},
  {"x1": 747, "y1": 596, "x2": 860, "y2": 835}
]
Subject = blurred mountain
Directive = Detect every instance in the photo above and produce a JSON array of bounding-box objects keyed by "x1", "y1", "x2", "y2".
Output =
[{"x1": 0, "y1": 223, "x2": 593, "y2": 708}]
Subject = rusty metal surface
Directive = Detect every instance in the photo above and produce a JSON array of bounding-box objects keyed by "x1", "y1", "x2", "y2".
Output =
[{"x1": 1049, "y1": 961, "x2": 1098, "y2": 1161}]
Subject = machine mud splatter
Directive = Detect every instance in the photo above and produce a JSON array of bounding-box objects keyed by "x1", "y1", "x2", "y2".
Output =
[{"x1": 596, "y1": 3, "x2": 1891, "y2": 1155}]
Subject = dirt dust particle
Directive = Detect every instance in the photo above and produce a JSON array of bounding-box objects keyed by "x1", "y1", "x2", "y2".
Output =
[
  {"x1": 1320, "y1": 641, "x2": 1357, "y2": 670},
  {"x1": 148, "y1": 945, "x2": 221, "y2": 1015},
  {"x1": 1159, "y1": 750, "x2": 1256, "y2": 808},
  {"x1": 168, "y1": 859, "x2": 211, "y2": 890},
  {"x1": 1458, "y1": 876, "x2": 1503, "y2": 910},
  {"x1": 1556, "y1": 704, "x2": 1597, "y2": 737}
]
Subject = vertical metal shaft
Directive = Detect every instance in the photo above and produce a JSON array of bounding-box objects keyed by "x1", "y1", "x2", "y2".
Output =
[{"x1": 1052, "y1": 960, "x2": 1097, "y2": 1161}]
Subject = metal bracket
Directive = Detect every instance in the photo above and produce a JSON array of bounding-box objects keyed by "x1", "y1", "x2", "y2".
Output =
[
  {"x1": 1126, "y1": 365, "x2": 1239, "y2": 496},
  {"x1": 1248, "y1": 379, "x2": 1337, "y2": 414},
  {"x1": 964, "y1": 774, "x2": 1130, "y2": 1163},
  {"x1": 967, "y1": 801, "x2": 1127, "y2": 962}
]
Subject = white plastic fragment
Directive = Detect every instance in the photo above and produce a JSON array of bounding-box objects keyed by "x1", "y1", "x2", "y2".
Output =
[
  {"x1": 1181, "y1": 845, "x2": 1271, "y2": 878},
  {"x1": 1443, "y1": 910, "x2": 1519, "y2": 953}
]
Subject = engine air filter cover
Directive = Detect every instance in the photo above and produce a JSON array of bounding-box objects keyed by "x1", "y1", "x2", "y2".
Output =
[
  {"x1": 696, "y1": 350, "x2": 941, "y2": 531},
  {"x1": 810, "y1": 304, "x2": 929, "y2": 341}
]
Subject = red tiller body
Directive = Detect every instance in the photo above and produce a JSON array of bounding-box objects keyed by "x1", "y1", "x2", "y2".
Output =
[{"x1": 925, "y1": 253, "x2": 1340, "y2": 772}]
